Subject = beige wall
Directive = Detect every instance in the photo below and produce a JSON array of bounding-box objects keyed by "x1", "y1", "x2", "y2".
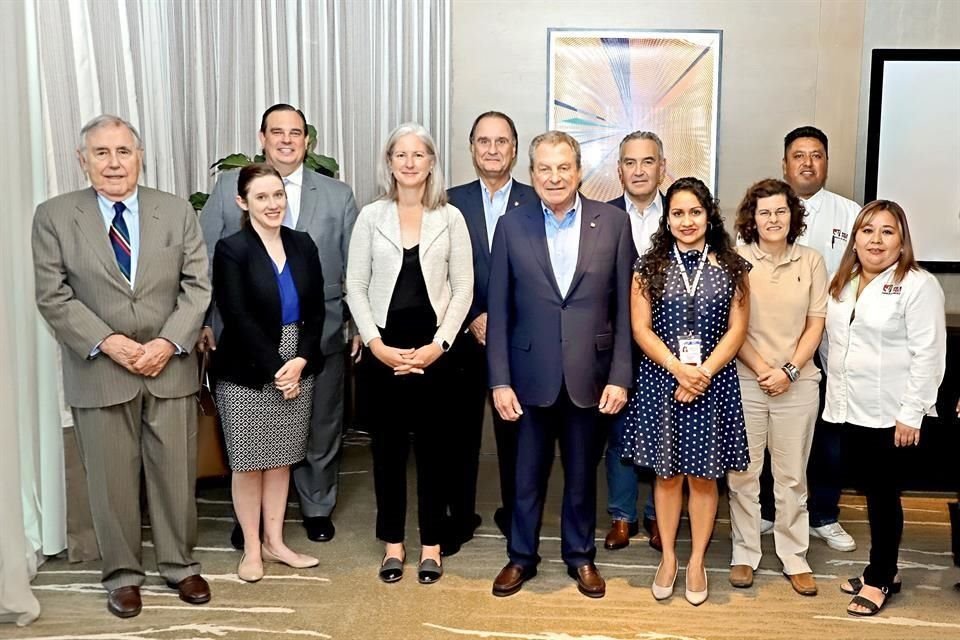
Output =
[{"x1": 449, "y1": 0, "x2": 959, "y2": 311}]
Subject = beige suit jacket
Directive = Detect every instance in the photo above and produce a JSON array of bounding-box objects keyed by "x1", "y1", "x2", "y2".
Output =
[{"x1": 33, "y1": 186, "x2": 211, "y2": 408}]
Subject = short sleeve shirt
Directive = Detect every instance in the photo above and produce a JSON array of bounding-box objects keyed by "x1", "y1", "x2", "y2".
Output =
[{"x1": 736, "y1": 243, "x2": 828, "y2": 381}]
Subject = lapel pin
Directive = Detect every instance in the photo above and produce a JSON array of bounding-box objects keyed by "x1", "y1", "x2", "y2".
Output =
[
  {"x1": 590, "y1": 221, "x2": 596, "y2": 228},
  {"x1": 513, "y1": 201, "x2": 519, "y2": 207}
]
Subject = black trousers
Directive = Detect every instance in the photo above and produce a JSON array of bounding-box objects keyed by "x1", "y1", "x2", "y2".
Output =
[
  {"x1": 443, "y1": 332, "x2": 517, "y2": 537},
  {"x1": 368, "y1": 306, "x2": 449, "y2": 546},
  {"x1": 841, "y1": 422, "x2": 906, "y2": 590}
]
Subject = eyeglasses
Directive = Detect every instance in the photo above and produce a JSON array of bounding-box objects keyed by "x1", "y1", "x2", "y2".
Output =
[{"x1": 756, "y1": 207, "x2": 790, "y2": 219}]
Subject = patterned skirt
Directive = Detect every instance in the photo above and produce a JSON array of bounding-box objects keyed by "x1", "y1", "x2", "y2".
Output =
[{"x1": 215, "y1": 323, "x2": 314, "y2": 472}]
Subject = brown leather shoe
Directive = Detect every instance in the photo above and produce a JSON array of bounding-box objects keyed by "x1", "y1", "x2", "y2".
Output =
[
  {"x1": 729, "y1": 564, "x2": 754, "y2": 588},
  {"x1": 647, "y1": 518, "x2": 663, "y2": 552},
  {"x1": 787, "y1": 572, "x2": 818, "y2": 596},
  {"x1": 492, "y1": 563, "x2": 536, "y2": 597},
  {"x1": 603, "y1": 520, "x2": 639, "y2": 550},
  {"x1": 166, "y1": 575, "x2": 211, "y2": 604},
  {"x1": 106, "y1": 585, "x2": 142, "y2": 618},
  {"x1": 567, "y1": 563, "x2": 606, "y2": 598}
]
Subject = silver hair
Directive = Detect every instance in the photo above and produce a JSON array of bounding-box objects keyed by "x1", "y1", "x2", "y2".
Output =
[
  {"x1": 528, "y1": 130, "x2": 581, "y2": 170},
  {"x1": 77, "y1": 114, "x2": 143, "y2": 152},
  {"x1": 617, "y1": 130, "x2": 664, "y2": 161},
  {"x1": 376, "y1": 122, "x2": 447, "y2": 209}
]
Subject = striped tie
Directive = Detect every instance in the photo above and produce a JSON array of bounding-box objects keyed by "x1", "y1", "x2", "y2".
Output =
[{"x1": 109, "y1": 201, "x2": 132, "y2": 285}]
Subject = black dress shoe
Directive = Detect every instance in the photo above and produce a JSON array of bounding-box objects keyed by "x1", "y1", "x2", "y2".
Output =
[
  {"x1": 440, "y1": 539, "x2": 462, "y2": 557},
  {"x1": 304, "y1": 516, "x2": 335, "y2": 542},
  {"x1": 107, "y1": 586, "x2": 142, "y2": 618},
  {"x1": 230, "y1": 523, "x2": 244, "y2": 550}
]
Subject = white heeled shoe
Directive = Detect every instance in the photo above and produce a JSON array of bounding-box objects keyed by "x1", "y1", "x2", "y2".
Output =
[
  {"x1": 651, "y1": 558, "x2": 679, "y2": 600},
  {"x1": 685, "y1": 563, "x2": 709, "y2": 606}
]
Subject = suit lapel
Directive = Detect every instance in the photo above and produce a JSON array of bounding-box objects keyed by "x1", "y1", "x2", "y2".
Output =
[
  {"x1": 73, "y1": 188, "x2": 132, "y2": 292},
  {"x1": 373, "y1": 201, "x2": 402, "y2": 250},
  {"x1": 564, "y1": 198, "x2": 601, "y2": 300},
  {"x1": 297, "y1": 170, "x2": 320, "y2": 234},
  {"x1": 133, "y1": 190, "x2": 161, "y2": 294},
  {"x1": 523, "y1": 205, "x2": 563, "y2": 300}
]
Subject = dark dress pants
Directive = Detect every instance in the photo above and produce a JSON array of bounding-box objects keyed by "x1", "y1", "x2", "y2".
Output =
[
  {"x1": 509, "y1": 386, "x2": 605, "y2": 569},
  {"x1": 368, "y1": 306, "x2": 448, "y2": 546}
]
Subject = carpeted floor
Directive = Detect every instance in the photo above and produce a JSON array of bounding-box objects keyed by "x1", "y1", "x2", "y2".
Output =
[{"x1": 6, "y1": 434, "x2": 960, "y2": 640}]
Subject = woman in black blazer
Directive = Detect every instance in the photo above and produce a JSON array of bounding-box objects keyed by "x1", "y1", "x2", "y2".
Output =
[{"x1": 212, "y1": 163, "x2": 325, "y2": 582}]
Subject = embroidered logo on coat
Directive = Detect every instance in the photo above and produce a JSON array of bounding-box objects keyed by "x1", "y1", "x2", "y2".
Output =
[{"x1": 882, "y1": 284, "x2": 902, "y2": 295}]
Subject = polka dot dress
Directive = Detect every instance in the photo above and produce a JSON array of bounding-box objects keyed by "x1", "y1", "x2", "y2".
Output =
[{"x1": 621, "y1": 250, "x2": 750, "y2": 479}]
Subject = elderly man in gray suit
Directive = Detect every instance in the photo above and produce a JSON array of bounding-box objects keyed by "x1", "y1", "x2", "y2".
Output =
[
  {"x1": 199, "y1": 104, "x2": 359, "y2": 545},
  {"x1": 32, "y1": 115, "x2": 211, "y2": 618}
]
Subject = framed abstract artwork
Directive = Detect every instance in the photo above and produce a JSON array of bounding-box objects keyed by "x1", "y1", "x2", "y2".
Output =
[{"x1": 547, "y1": 28, "x2": 722, "y2": 201}]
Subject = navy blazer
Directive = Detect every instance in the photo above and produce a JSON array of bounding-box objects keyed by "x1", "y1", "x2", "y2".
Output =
[
  {"x1": 211, "y1": 225, "x2": 325, "y2": 387},
  {"x1": 447, "y1": 179, "x2": 536, "y2": 325},
  {"x1": 486, "y1": 195, "x2": 634, "y2": 408}
]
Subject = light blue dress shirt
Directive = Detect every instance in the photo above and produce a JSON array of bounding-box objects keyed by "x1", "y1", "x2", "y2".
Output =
[
  {"x1": 482, "y1": 178, "x2": 513, "y2": 250},
  {"x1": 97, "y1": 190, "x2": 141, "y2": 288},
  {"x1": 542, "y1": 194, "x2": 582, "y2": 297}
]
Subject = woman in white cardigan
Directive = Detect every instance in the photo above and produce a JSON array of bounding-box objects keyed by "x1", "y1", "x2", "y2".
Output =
[{"x1": 346, "y1": 122, "x2": 473, "y2": 585}]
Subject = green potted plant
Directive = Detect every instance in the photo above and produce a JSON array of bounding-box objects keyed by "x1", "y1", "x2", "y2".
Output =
[{"x1": 189, "y1": 124, "x2": 339, "y2": 211}]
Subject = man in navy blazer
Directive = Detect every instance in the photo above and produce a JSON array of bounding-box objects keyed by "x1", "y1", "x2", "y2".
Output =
[
  {"x1": 487, "y1": 131, "x2": 633, "y2": 599},
  {"x1": 602, "y1": 131, "x2": 668, "y2": 554},
  {"x1": 443, "y1": 112, "x2": 536, "y2": 555}
]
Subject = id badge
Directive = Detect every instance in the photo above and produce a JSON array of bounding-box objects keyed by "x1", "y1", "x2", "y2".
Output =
[{"x1": 677, "y1": 333, "x2": 702, "y2": 366}]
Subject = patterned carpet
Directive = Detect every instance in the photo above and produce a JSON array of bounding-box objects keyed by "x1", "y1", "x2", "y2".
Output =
[{"x1": 6, "y1": 435, "x2": 960, "y2": 640}]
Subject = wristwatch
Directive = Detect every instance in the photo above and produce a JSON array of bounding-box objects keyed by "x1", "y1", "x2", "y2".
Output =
[{"x1": 781, "y1": 362, "x2": 800, "y2": 382}]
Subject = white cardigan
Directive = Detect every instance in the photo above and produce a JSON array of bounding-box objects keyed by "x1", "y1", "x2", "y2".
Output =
[{"x1": 345, "y1": 198, "x2": 474, "y2": 348}]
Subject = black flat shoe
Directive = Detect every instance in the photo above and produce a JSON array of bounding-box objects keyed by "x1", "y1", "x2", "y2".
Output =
[
  {"x1": 304, "y1": 516, "x2": 335, "y2": 542},
  {"x1": 379, "y1": 555, "x2": 404, "y2": 583},
  {"x1": 418, "y1": 558, "x2": 443, "y2": 584}
]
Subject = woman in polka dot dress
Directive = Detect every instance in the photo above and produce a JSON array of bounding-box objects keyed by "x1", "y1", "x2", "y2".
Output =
[{"x1": 621, "y1": 177, "x2": 751, "y2": 605}]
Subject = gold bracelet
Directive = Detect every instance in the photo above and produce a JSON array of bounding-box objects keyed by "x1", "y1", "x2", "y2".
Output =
[{"x1": 697, "y1": 364, "x2": 713, "y2": 378}]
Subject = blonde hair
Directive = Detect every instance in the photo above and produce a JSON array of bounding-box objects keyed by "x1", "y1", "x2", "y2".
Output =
[{"x1": 376, "y1": 122, "x2": 447, "y2": 209}]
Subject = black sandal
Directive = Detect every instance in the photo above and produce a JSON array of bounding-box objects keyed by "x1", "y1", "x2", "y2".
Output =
[
  {"x1": 840, "y1": 576, "x2": 901, "y2": 596},
  {"x1": 846, "y1": 585, "x2": 890, "y2": 617}
]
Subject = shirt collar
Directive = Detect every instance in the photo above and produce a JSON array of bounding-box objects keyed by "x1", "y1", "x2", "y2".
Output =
[
  {"x1": 481, "y1": 177, "x2": 513, "y2": 200},
  {"x1": 625, "y1": 193, "x2": 661, "y2": 219},
  {"x1": 802, "y1": 188, "x2": 825, "y2": 214},
  {"x1": 283, "y1": 164, "x2": 305, "y2": 187},
  {"x1": 97, "y1": 188, "x2": 139, "y2": 214},
  {"x1": 541, "y1": 193, "x2": 581, "y2": 226},
  {"x1": 747, "y1": 241, "x2": 800, "y2": 264}
]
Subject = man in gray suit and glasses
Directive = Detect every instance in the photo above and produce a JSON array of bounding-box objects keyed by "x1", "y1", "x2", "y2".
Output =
[
  {"x1": 199, "y1": 104, "x2": 359, "y2": 545},
  {"x1": 33, "y1": 114, "x2": 212, "y2": 618}
]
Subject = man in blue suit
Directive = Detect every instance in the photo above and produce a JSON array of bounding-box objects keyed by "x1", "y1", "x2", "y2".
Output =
[
  {"x1": 488, "y1": 131, "x2": 634, "y2": 598},
  {"x1": 443, "y1": 112, "x2": 536, "y2": 555},
  {"x1": 602, "y1": 131, "x2": 667, "y2": 553}
]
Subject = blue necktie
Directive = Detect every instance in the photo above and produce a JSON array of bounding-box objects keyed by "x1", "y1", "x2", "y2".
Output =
[
  {"x1": 282, "y1": 178, "x2": 294, "y2": 229},
  {"x1": 109, "y1": 202, "x2": 132, "y2": 285}
]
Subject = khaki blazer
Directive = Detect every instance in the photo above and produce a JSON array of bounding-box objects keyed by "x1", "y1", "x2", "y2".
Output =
[{"x1": 33, "y1": 186, "x2": 211, "y2": 408}]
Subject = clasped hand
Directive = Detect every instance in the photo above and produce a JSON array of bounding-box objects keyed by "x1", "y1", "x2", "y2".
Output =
[
  {"x1": 101, "y1": 334, "x2": 175, "y2": 377},
  {"x1": 673, "y1": 363, "x2": 711, "y2": 404},
  {"x1": 369, "y1": 338, "x2": 442, "y2": 375},
  {"x1": 275, "y1": 357, "x2": 307, "y2": 400},
  {"x1": 757, "y1": 367, "x2": 790, "y2": 397}
]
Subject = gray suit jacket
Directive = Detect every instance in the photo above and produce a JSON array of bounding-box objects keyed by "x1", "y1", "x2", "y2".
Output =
[
  {"x1": 32, "y1": 186, "x2": 211, "y2": 408},
  {"x1": 200, "y1": 168, "x2": 359, "y2": 355}
]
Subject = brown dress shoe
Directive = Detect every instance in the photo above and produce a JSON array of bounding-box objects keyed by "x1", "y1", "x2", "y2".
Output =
[
  {"x1": 787, "y1": 572, "x2": 818, "y2": 596},
  {"x1": 107, "y1": 585, "x2": 142, "y2": 618},
  {"x1": 492, "y1": 563, "x2": 536, "y2": 597},
  {"x1": 647, "y1": 519, "x2": 662, "y2": 552},
  {"x1": 166, "y1": 575, "x2": 211, "y2": 604},
  {"x1": 603, "y1": 520, "x2": 639, "y2": 550},
  {"x1": 729, "y1": 564, "x2": 754, "y2": 588},
  {"x1": 567, "y1": 563, "x2": 606, "y2": 598}
]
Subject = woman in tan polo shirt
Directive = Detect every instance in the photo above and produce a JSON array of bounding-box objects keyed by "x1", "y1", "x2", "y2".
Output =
[{"x1": 728, "y1": 178, "x2": 828, "y2": 596}]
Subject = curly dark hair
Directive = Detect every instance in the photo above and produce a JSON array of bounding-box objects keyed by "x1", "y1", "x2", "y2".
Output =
[
  {"x1": 735, "y1": 178, "x2": 807, "y2": 244},
  {"x1": 636, "y1": 177, "x2": 749, "y2": 300}
]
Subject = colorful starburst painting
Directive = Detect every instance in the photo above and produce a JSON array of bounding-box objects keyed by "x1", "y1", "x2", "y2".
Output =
[{"x1": 547, "y1": 29, "x2": 722, "y2": 201}]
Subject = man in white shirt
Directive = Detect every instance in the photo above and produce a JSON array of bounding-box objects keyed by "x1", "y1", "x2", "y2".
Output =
[
  {"x1": 602, "y1": 131, "x2": 666, "y2": 553},
  {"x1": 759, "y1": 126, "x2": 861, "y2": 552}
]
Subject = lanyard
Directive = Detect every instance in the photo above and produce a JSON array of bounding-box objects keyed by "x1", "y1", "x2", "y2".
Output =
[{"x1": 673, "y1": 243, "x2": 709, "y2": 298}]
